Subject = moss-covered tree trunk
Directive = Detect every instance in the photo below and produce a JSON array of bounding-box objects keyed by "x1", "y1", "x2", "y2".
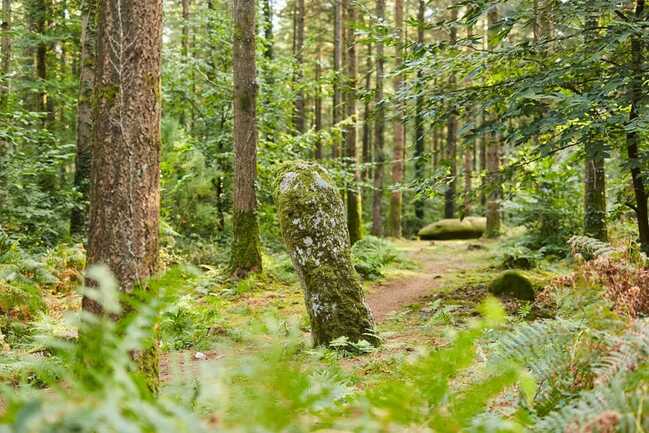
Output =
[
  {"x1": 86, "y1": 0, "x2": 164, "y2": 394},
  {"x1": 275, "y1": 162, "x2": 378, "y2": 347},
  {"x1": 231, "y1": 0, "x2": 262, "y2": 277},
  {"x1": 70, "y1": 0, "x2": 97, "y2": 236},
  {"x1": 343, "y1": 0, "x2": 362, "y2": 245},
  {"x1": 388, "y1": 0, "x2": 404, "y2": 238}
]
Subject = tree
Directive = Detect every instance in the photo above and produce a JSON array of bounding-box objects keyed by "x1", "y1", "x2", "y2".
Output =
[
  {"x1": 484, "y1": 6, "x2": 500, "y2": 238},
  {"x1": 626, "y1": 0, "x2": 648, "y2": 254},
  {"x1": 231, "y1": 0, "x2": 263, "y2": 276},
  {"x1": 293, "y1": 0, "x2": 305, "y2": 133},
  {"x1": 582, "y1": 11, "x2": 607, "y2": 241},
  {"x1": 332, "y1": 0, "x2": 343, "y2": 158},
  {"x1": 371, "y1": 0, "x2": 385, "y2": 237},
  {"x1": 414, "y1": 0, "x2": 426, "y2": 222},
  {"x1": 86, "y1": 0, "x2": 164, "y2": 393},
  {"x1": 343, "y1": 0, "x2": 362, "y2": 245},
  {"x1": 0, "y1": 0, "x2": 10, "y2": 110},
  {"x1": 389, "y1": 0, "x2": 404, "y2": 238},
  {"x1": 70, "y1": 0, "x2": 97, "y2": 236}
]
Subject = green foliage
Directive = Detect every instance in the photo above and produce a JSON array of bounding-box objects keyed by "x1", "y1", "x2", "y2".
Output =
[
  {"x1": 499, "y1": 244, "x2": 543, "y2": 269},
  {"x1": 351, "y1": 236, "x2": 408, "y2": 280},
  {"x1": 504, "y1": 158, "x2": 583, "y2": 257}
]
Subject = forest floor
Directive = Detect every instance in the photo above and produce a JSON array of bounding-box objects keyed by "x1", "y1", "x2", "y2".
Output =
[{"x1": 160, "y1": 237, "x2": 556, "y2": 389}]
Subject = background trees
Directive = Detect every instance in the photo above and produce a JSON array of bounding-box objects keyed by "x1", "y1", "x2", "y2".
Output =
[{"x1": 0, "y1": 0, "x2": 647, "y2": 268}]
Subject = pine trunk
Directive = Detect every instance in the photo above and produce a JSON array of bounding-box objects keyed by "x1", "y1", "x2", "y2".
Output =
[
  {"x1": 332, "y1": 0, "x2": 343, "y2": 158},
  {"x1": 70, "y1": 0, "x2": 97, "y2": 236},
  {"x1": 86, "y1": 0, "x2": 164, "y2": 394},
  {"x1": 343, "y1": 0, "x2": 362, "y2": 245},
  {"x1": 293, "y1": 0, "x2": 305, "y2": 133},
  {"x1": 583, "y1": 13, "x2": 607, "y2": 241},
  {"x1": 388, "y1": 0, "x2": 404, "y2": 238},
  {"x1": 0, "y1": 0, "x2": 10, "y2": 109},
  {"x1": 414, "y1": 0, "x2": 426, "y2": 222},
  {"x1": 627, "y1": 0, "x2": 649, "y2": 254},
  {"x1": 231, "y1": 0, "x2": 263, "y2": 276},
  {"x1": 371, "y1": 0, "x2": 385, "y2": 237},
  {"x1": 485, "y1": 7, "x2": 501, "y2": 238}
]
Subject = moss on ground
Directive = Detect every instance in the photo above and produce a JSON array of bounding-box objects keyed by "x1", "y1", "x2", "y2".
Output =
[{"x1": 488, "y1": 270, "x2": 535, "y2": 301}]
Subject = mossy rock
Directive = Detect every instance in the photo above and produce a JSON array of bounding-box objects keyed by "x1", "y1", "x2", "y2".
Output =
[
  {"x1": 418, "y1": 217, "x2": 486, "y2": 240},
  {"x1": 488, "y1": 270, "x2": 535, "y2": 301},
  {"x1": 274, "y1": 161, "x2": 379, "y2": 347}
]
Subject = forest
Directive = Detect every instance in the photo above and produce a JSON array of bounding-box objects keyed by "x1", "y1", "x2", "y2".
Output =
[{"x1": 0, "y1": 0, "x2": 648, "y2": 431}]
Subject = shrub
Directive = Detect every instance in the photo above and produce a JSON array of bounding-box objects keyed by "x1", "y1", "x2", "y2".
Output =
[{"x1": 351, "y1": 236, "x2": 407, "y2": 280}]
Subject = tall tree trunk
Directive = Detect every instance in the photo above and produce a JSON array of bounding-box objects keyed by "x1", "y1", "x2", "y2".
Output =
[
  {"x1": 627, "y1": 0, "x2": 649, "y2": 253},
  {"x1": 371, "y1": 0, "x2": 385, "y2": 237},
  {"x1": 293, "y1": 0, "x2": 305, "y2": 134},
  {"x1": 86, "y1": 0, "x2": 164, "y2": 394},
  {"x1": 315, "y1": 41, "x2": 323, "y2": 159},
  {"x1": 388, "y1": 0, "x2": 404, "y2": 238},
  {"x1": 462, "y1": 24, "x2": 474, "y2": 217},
  {"x1": 479, "y1": 112, "x2": 486, "y2": 206},
  {"x1": 0, "y1": 0, "x2": 10, "y2": 110},
  {"x1": 179, "y1": 0, "x2": 190, "y2": 127},
  {"x1": 231, "y1": 0, "x2": 263, "y2": 276},
  {"x1": 414, "y1": 0, "x2": 426, "y2": 222},
  {"x1": 332, "y1": 0, "x2": 343, "y2": 158},
  {"x1": 70, "y1": 0, "x2": 97, "y2": 236},
  {"x1": 343, "y1": 0, "x2": 362, "y2": 244},
  {"x1": 583, "y1": 12, "x2": 607, "y2": 241},
  {"x1": 261, "y1": 0, "x2": 275, "y2": 144},
  {"x1": 263, "y1": 0, "x2": 273, "y2": 60},
  {"x1": 362, "y1": 41, "x2": 372, "y2": 188},
  {"x1": 485, "y1": 7, "x2": 501, "y2": 238}
]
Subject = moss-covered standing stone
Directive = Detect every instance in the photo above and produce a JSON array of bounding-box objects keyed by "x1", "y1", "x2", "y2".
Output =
[{"x1": 275, "y1": 161, "x2": 379, "y2": 347}]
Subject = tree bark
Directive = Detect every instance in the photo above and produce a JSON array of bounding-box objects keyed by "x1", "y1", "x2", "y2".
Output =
[
  {"x1": 583, "y1": 12, "x2": 607, "y2": 241},
  {"x1": 371, "y1": 0, "x2": 385, "y2": 237},
  {"x1": 388, "y1": 0, "x2": 404, "y2": 238},
  {"x1": 332, "y1": 0, "x2": 343, "y2": 158},
  {"x1": 414, "y1": 0, "x2": 426, "y2": 222},
  {"x1": 231, "y1": 0, "x2": 263, "y2": 276},
  {"x1": 262, "y1": 0, "x2": 273, "y2": 60},
  {"x1": 70, "y1": 0, "x2": 97, "y2": 237},
  {"x1": 179, "y1": 0, "x2": 190, "y2": 127},
  {"x1": 276, "y1": 162, "x2": 378, "y2": 347},
  {"x1": 485, "y1": 7, "x2": 501, "y2": 238},
  {"x1": 626, "y1": 0, "x2": 649, "y2": 253},
  {"x1": 343, "y1": 0, "x2": 362, "y2": 245},
  {"x1": 293, "y1": 0, "x2": 305, "y2": 133},
  {"x1": 462, "y1": 24, "x2": 474, "y2": 217},
  {"x1": 0, "y1": 0, "x2": 10, "y2": 110},
  {"x1": 362, "y1": 40, "x2": 372, "y2": 188},
  {"x1": 315, "y1": 41, "x2": 323, "y2": 159},
  {"x1": 86, "y1": 0, "x2": 164, "y2": 393}
]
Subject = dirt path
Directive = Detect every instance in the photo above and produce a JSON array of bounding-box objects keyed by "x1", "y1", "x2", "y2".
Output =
[{"x1": 366, "y1": 240, "x2": 487, "y2": 322}]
